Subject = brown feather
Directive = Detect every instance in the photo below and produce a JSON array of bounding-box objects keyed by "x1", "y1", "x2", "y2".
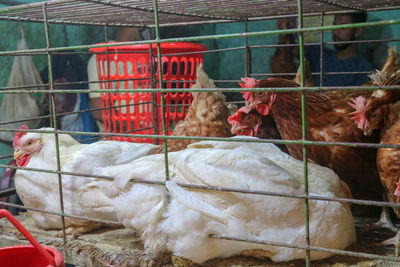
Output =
[
  {"x1": 376, "y1": 101, "x2": 400, "y2": 217},
  {"x1": 150, "y1": 64, "x2": 232, "y2": 154},
  {"x1": 256, "y1": 115, "x2": 289, "y2": 153},
  {"x1": 363, "y1": 47, "x2": 400, "y2": 133},
  {"x1": 253, "y1": 78, "x2": 382, "y2": 207}
]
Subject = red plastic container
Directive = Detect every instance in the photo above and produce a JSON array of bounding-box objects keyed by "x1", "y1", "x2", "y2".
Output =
[
  {"x1": 90, "y1": 42, "x2": 207, "y2": 143},
  {"x1": 0, "y1": 209, "x2": 64, "y2": 267}
]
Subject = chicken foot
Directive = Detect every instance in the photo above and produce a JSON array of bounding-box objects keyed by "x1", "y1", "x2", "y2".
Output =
[
  {"x1": 362, "y1": 195, "x2": 398, "y2": 234},
  {"x1": 362, "y1": 206, "x2": 398, "y2": 233},
  {"x1": 55, "y1": 222, "x2": 103, "y2": 238},
  {"x1": 375, "y1": 230, "x2": 400, "y2": 257}
]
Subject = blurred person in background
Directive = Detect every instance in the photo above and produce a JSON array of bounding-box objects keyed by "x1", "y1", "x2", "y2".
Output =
[
  {"x1": 271, "y1": 12, "x2": 375, "y2": 86},
  {"x1": 41, "y1": 51, "x2": 99, "y2": 143}
]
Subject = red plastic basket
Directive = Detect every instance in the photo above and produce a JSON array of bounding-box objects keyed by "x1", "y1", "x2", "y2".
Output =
[
  {"x1": 90, "y1": 42, "x2": 207, "y2": 143},
  {"x1": 0, "y1": 209, "x2": 64, "y2": 267}
]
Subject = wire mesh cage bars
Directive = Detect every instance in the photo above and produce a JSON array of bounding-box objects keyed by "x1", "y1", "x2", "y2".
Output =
[{"x1": 0, "y1": 0, "x2": 399, "y2": 266}]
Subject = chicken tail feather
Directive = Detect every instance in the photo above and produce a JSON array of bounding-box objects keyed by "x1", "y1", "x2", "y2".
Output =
[{"x1": 192, "y1": 63, "x2": 216, "y2": 90}]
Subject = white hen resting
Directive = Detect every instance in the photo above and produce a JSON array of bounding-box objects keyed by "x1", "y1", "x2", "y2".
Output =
[
  {"x1": 91, "y1": 138, "x2": 355, "y2": 263},
  {"x1": 13, "y1": 128, "x2": 158, "y2": 234}
]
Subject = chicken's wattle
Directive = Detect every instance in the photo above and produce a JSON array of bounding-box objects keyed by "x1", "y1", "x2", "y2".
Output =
[
  {"x1": 237, "y1": 128, "x2": 255, "y2": 136},
  {"x1": 15, "y1": 152, "x2": 30, "y2": 167},
  {"x1": 255, "y1": 93, "x2": 276, "y2": 116},
  {"x1": 394, "y1": 182, "x2": 400, "y2": 199}
]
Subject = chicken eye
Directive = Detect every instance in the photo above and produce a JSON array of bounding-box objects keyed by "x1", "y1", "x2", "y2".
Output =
[
  {"x1": 26, "y1": 140, "x2": 33, "y2": 146},
  {"x1": 244, "y1": 116, "x2": 252, "y2": 122}
]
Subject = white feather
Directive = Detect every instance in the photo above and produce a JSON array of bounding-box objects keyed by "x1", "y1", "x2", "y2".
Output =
[
  {"x1": 14, "y1": 128, "x2": 158, "y2": 230},
  {"x1": 166, "y1": 181, "x2": 225, "y2": 220},
  {"x1": 96, "y1": 140, "x2": 355, "y2": 263}
]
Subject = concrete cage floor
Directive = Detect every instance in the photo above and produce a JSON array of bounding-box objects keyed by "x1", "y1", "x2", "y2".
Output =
[{"x1": 0, "y1": 213, "x2": 400, "y2": 267}]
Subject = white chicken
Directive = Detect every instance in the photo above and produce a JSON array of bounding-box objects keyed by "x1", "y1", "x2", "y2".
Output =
[
  {"x1": 13, "y1": 127, "x2": 158, "y2": 235},
  {"x1": 85, "y1": 137, "x2": 355, "y2": 263}
]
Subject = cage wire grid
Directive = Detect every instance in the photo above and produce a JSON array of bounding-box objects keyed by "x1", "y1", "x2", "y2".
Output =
[{"x1": 0, "y1": 0, "x2": 400, "y2": 266}]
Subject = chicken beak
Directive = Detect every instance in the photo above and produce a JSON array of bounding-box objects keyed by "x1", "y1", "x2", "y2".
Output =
[
  {"x1": 245, "y1": 100, "x2": 262, "y2": 112},
  {"x1": 231, "y1": 125, "x2": 247, "y2": 134},
  {"x1": 254, "y1": 119, "x2": 262, "y2": 135},
  {"x1": 363, "y1": 128, "x2": 373, "y2": 136},
  {"x1": 362, "y1": 122, "x2": 373, "y2": 136},
  {"x1": 14, "y1": 149, "x2": 24, "y2": 160}
]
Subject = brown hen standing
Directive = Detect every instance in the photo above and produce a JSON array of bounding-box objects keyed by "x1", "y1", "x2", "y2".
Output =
[
  {"x1": 150, "y1": 64, "x2": 232, "y2": 154},
  {"x1": 241, "y1": 76, "x2": 382, "y2": 214},
  {"x1": 227, "y1": 63, "x2": 312, "y2": 154},
  {"x1": 349, "y1": 47, "x2": 400, "y2": 135},
  {"x1": 375, "y1": 101, "x2": 400, "y2": 255},
  {"x1": 350, "y1": 100, "x2": 400, "y2": 255},
  {"x1": 348, "y1": 68, "x2": 400, "y2": 250}
]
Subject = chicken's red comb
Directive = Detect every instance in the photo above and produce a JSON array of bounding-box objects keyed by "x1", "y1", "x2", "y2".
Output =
[
  {"x1": 241, "y1": 92, "x2": 253, "y2": 104},
  {"x1": 13, "y1": 125, "x2": 28, "y2": 149},
  {"x1": 239, "y1": 77, "x2": 258, "y2": 88},
  {"x1": 348, "y1": 96, "x2": 367, "y2": 130},
  {"x1": 16, "y1": 125, "x2": 28, "y2": 137},
  {"x1": 228, "y1": 106, "x2": 249, "y2": 125},
  {"x1": 239, "y1": 77, "x2": 258, "y2": 104}
]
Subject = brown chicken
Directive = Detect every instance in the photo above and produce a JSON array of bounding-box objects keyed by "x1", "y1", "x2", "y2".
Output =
[
  {"x1": 352, "y1": 101, "x2": 400, "y2": 255},
  {"x1": 376, "y1": 101, "x2": 400, "y2": 255},
  {"x1": 227, "y1": 63, "x2": 312, "y2": 154},
  {"x1": 348, "y1": 69, "x2": 400, "y2": 246},
  {"x1": 349, "y1": 47, "x2": 400, "y2": 135},
  {"x1": 228, "y1": 106, "x2": 288, "y2": 153},
  {"x1": 240, "y1": 77, "x2": 382, "y2": 212},
  {"x1": 150, "y1": 64, "x2": 232, "y2": 154},
  {"x1": 229, "y1": 106, "x2": 262, "y2": 136}
]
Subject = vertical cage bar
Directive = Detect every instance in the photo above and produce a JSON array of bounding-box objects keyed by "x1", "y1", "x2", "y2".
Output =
[
  {"x1": 244, "y1": 19, "x2": 251, "y2": 77},
  {"x1": 153, "y1": 0, "x2": 169, "y2": 180},
  {"x1": 319, "y1": 12, "x2": 325, "y2": 89},
  {"x1": 149, "y1": 31, "x2": 159, "y2": 145},
  {"x1": 42, "y1": 2, "x2": 67, "y2": 244},
  {"x1": 104, "y1": 24, "x2": 114, "y2": 136},
  {"x1": 297, "y1": 0, "x2": 311, "y2": 265}
]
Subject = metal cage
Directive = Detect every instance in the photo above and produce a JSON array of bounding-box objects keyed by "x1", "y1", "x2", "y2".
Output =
[{"x1": 0, "y1": 0, "x2": 400, "y2": 266}]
